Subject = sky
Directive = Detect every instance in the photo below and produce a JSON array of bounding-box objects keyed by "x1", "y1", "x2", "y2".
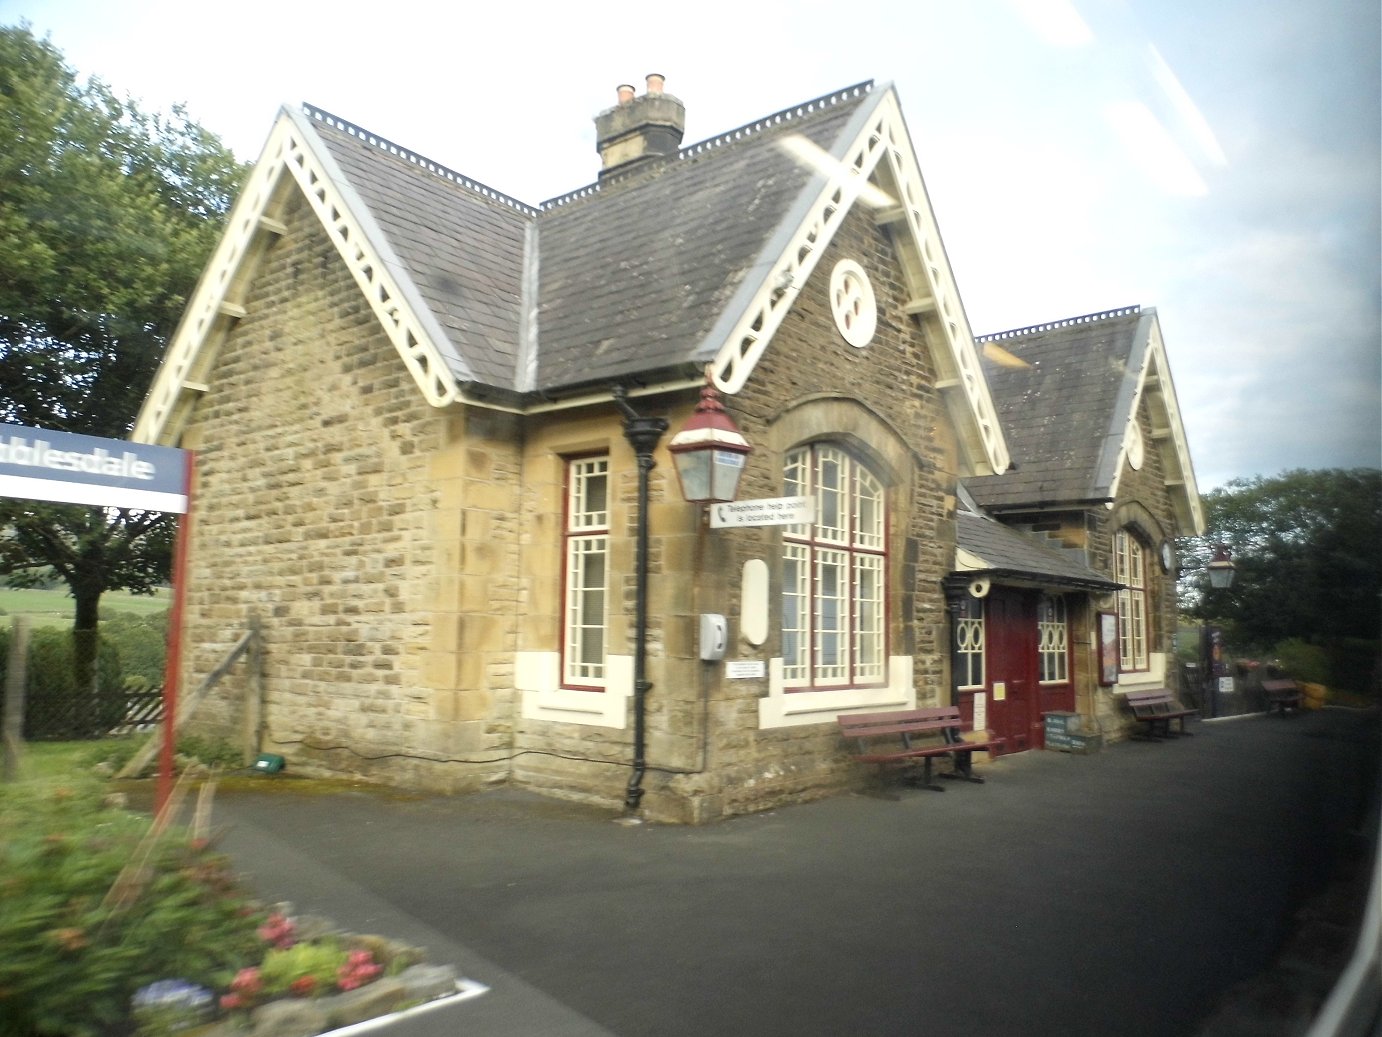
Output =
[{"x1": 4, "y1": 0, "x2": 1379, "y2": 492}]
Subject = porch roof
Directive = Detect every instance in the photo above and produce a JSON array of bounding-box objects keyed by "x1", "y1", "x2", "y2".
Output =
[{"x1": 954, "y1": 510, "x2": 1120, "y2": 592}]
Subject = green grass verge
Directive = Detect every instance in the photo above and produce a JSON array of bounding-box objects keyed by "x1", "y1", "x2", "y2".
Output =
[
  {"x1": 0, "y1": 586, "x2": 170, "y2": 626},
  {"x1": 4, "y1": 738, "x2": 124, "y2": 786}
]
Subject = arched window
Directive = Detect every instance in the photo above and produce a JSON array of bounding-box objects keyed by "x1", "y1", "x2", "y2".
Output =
[
  {"x1": 1114, "y1": 530, "x2": 1148, "y2": 671},
  {"x1": 782, "y1": 444, "x2": 886, "y2": 688}
]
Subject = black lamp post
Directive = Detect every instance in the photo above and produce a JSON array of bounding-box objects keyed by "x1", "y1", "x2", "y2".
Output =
[
  {"x1": 611, "y1": 376, "x2": 751, "y2": 813},
  {"x1": 611, "y1": 387, "x2": 668, "y2": 812},
  {"x1": 1201, "y1": 543, "x2": 1236, "y2": 718}
]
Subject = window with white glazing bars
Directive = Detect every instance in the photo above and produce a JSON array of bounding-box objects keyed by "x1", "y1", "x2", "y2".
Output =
[
  {"x1": 1115, "y1": 530, "x2": 1148, "y2": 671},
  {"x1": 782, "y1": 445, "x2": 886, "y2": 688},
  {"x1": 953, "y1": 595, "x2": 985, "y2": 690},
  {"x1": 1038, "y1": 594, "x2": 1069, "y2": 683},
  {"x1": 563, "y1": 457, "x2": 609, "y2": 687}
]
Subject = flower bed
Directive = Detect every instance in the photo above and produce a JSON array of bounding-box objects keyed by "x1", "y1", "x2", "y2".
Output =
[
  {"x1": 137, "y1": 909, "x2": 464, "y2": 1036},
  {"x1": 0, "y1": 777, "x2": 468, "y2": 1037},
  {"x1": 130, "y1": 911, "x2": 465, "y2": 1036}
]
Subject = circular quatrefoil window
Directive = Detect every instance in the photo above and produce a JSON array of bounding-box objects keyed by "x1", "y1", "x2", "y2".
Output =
[
  {"x1": 829, "y1": 259, "x2": 877, "y2": 348},
  {"x1": 1126, "y1": 422, "x2": 1145, "y2": 470}
]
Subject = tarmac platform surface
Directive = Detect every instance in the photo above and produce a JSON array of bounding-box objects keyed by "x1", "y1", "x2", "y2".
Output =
[{"x1": 210, "y1": 707, "x2": 1379, "y2": 1037}]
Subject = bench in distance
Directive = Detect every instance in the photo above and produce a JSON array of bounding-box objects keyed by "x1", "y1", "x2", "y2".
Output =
[
  {"x1": 1123, "y1": 688, "x2": 1197, "y2": 740},
  {"x1": 1261, "y1": 677, "x2": 1303, "y2": 715}
]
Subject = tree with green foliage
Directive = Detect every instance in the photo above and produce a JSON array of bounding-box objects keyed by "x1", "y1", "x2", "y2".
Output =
[
  {"x1": 1178, "y1": 468, "x2": 1381, "y2": 690},
  {"x1": 0, "y1": 24, "x2": 245, "y2": 696}
]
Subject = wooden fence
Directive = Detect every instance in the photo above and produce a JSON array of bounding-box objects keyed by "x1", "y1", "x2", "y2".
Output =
[{"x1": 11, "y1": 686, "x2": 164, "y2": 741}]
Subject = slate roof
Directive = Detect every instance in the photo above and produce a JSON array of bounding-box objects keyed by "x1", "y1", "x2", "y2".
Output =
[
  {"x1": 135, "y1": 78, "x2": 1010, "y2": 480},
  {"x1": 955, "y1": 510, "x2": 1119, "y2": 590},
  {"x1": 964, "y1": 307, "x2": 1146, "y2": 511},
  {"x1": 534, "y1": 96, "x2": 862, "y2": 393},
  {"x1": 304, "y1": 86, "x2": 872, "y2": 398},
  {"x1": 312, "y1": 113, "x2": 532, "y2": 389}
]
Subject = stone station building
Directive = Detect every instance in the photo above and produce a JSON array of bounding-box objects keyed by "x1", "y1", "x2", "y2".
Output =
[{"x1": 134, "y1": 77, "x2": 1204, "y2": 822}]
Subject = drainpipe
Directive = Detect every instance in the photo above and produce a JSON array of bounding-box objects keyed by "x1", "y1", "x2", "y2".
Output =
[{"x1": 612, "y1": 386, "x2": 668, "y2": 812}]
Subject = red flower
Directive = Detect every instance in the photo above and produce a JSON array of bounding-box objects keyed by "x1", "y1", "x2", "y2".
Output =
[{"x1": 289, "y1": 976, "x2": 317, "y2": 997}]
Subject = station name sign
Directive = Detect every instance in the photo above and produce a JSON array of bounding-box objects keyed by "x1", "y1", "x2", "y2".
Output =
[
  {"x1": 0, "y1": 423, "x2": 189, "y2": 513},
  {"x1": 709, "y1": 495, "x2": 813, "y2": 529}
]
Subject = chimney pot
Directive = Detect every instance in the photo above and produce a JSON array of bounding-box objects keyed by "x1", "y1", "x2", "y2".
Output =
[{"x1": 595, "y1": 74, "x2": 684, "y2": 179}]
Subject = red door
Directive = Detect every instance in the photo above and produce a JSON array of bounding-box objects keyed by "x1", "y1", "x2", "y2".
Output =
[{"x1": 986, "y1": 590, "x2": 1041, "y2": 753}]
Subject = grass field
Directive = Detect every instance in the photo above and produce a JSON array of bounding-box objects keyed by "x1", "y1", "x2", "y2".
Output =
[
  {"x1": 0, "y1": 586, "x2": 170, "y2": 627},
  {"x1": 2, "y1": 739, "x2": 111, "y2": 785}
]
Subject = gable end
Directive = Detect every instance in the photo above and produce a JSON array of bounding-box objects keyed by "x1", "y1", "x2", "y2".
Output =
[
  {"x1": 1106, "y1": 313, "x2": 1204, "y2": 534},
  {"x1": 135, "y1": 108, "x2": 479, "y2": 445},
  {"x1": 705, "y1": 85, "x2": 1008, "y2": 477}
]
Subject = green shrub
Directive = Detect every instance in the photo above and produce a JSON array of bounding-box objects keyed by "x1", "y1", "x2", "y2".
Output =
[
  {"x1": 258, "y1": 939, "x2": 349, "y2": 997},
  {"x1": 80, "y1": 735, "x2": 146, "y2": 775},
  {"x1": 98, "y1": 610, "x2": 168, "y2": 689},
  {"x1": 1324, "y1": 637, "x2": 1381, "y2": 698},
  {"x1": 0, "y1": 628, "x2": 124, "y2": 739},
  {"x1": 174, "y1": 735, "x2": 245, "y2": 771},
  {"x1": 79, "y1": 734, "x2": 247, "y2": 780},
  {"x1": 0, "y1": 780, "x2": 264, "y2": 1037},
  {"x1": 1271, "y1": 638, "x2": 1329, "y2": 685}
]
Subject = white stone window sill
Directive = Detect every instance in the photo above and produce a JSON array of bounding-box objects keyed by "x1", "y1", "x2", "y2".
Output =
[
  {"x1": 759, "y1": 655, "x2": 915, "y2": 729},
  {"x1": 518, "y1": 652, "x2": 632, "y2": 728}
]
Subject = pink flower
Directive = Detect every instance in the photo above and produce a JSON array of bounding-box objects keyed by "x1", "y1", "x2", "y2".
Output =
[
  {"x1": 220, "y1": 993, "x2": 243, "y2": 1011},
  {"x1": 257, "y1": 912, "x2": 297, "y2": 949},
  {"x1": 337, "y1": 950, "x2": 383, "y2": 990},
  {"x1": 229, "y1": 967, "x2": 263, "y2": 997}
]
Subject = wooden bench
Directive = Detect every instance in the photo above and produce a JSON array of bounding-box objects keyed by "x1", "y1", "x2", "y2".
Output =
[
  {"x1": 1261, "y1": 678, "x2": 1303, "y2": 716},
  {"x1": 838, "y1": 707, "x2": 1002, "y2": 792},
  {"x1": 1124, "y1": 689, "x2": 1197, "y2": 740}
]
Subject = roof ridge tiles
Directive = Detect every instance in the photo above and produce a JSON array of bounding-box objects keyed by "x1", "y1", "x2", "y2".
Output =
[
  {"x1": 977, "y1": 305, "x2": 1142, "y2": 342},
  {"x1": 678, "y1": 79, "x2": 874, "y2": 159},
  {"x1": 540, "y1": 79, "x2": 875, "y2": 211},
  {"x1": 301, "y1": 103, "x2": 543, "y2": 217}
]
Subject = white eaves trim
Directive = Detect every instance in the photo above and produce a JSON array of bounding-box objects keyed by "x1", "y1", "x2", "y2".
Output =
[
  {"x1": 706, "y1": 85, "x2": 1009, "y2": 477},
  {"x1": 1105, "y1": 312, "x2": 1205, "y2": 534},
  {"x1": 133, "y1": 108, "x2": 467, "y2": 446}
]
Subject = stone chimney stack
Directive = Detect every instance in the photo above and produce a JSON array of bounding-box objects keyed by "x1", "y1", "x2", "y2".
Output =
[{"x1": 594, "y1": 74, "x2": 686, "y2": 179}]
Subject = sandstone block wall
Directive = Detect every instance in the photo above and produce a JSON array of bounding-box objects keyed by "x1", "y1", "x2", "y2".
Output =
[
  {"x1": 176, "y1": 195, "x2": 514, "y2": 791},
  {"x1": 173, "y1": 189, "x2": 971, "y2": 822}
]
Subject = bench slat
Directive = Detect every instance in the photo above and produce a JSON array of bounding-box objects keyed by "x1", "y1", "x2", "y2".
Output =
[
  {"x1": 1123, "y1": 689, "x2": 1196, "y2": 739},
  {"x1": 839, "y1": 707, "x2": 997, "y2": 791}
]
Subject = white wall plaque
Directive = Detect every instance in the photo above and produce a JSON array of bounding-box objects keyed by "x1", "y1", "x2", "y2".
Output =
[
  {"x1": 726, "y1": 660, "x2": 767, "y2": 679},
  {"x1": 710, "y1": 496, "x2": 812, "y2": 528},
  {"x1": 973, "y1": 692, "x2": 988, "y2": 731}
]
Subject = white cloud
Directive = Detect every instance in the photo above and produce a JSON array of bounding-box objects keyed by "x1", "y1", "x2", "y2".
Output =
[
  {"x1": 1009, "y1": 0, "x2": 1095, "y2": 47},
  {"x1": 6, "y1": 0, "x2": 1377, "y2": 491},
  {"x1": 1103, "y1": 100, "x2": 1209, "y2": 197}
]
